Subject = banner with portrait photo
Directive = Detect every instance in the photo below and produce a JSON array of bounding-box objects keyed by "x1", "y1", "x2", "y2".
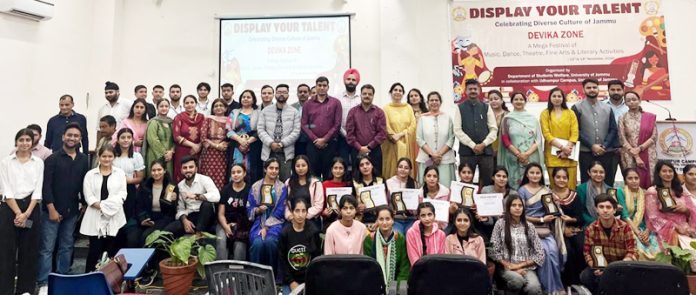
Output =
[
  {"x1": 449, "y1": 0, "x2": 670, "y2": 103},
  {"x1": 656, "y1": 121, "x2": 696, "y2": 174}
]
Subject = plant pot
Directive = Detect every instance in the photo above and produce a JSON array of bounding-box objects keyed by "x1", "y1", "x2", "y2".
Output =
[
  {"x1": 159, "y1": 257, "x2": 198, "y2": 295},
  {"x1": 687, "y1": 275, "x2": 696, "y2": 295}
]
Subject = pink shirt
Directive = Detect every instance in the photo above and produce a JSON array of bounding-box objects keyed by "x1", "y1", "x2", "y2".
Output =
[
  {"x1": 112, "y1": 118, "x2": 148, "y2": 153},
  {"x1": 406, "y1": 220, "x2": 446, "y2": 266},
  {"x1": 444, "y1": 234, "x2": 486, "y2": 263},
  {"x1": 324, "y1": 219, "x2": 367, "y2": 255}
]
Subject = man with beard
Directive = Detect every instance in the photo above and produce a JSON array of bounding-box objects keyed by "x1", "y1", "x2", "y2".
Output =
[
  {"x1": 453, "y1": 79, "x2": 498, "y2": 186},
  {"x1": 338, "y1": 68, "x2": 361, "y2": 170},
  {"x1": 168, "y1": 84, "x2": 184, "y2": 118},
  {"x1": 573, "y1": 78, "x2": 619, "y2": 185},
  {"x1": 301, "y1": 76, "x2": 342, "y2": 179},
  {"x1": 36, "y1": 123, "x2": 90, "y2": 292},
  {"x1": 97, "y1": 81, "x2": 132, "y2": 134},
  {"x1": 260, "y1": 85, "x2": 275, "y2": 110},
  {"x1": 346, "y1": 84, "x2": 387, "y2": 174},
  {"x1": 292, "y1": 84, "x2": 311, "y2": 156},
  {"x1": 45, "y1": 94, "x2": 88, "y2": 155},
  {"x1": 258, "y1": 84, "x2": 301, "y2": 181},
  {"x1": 165, "y1": 156, "x2": 220, "y2": 237},
  {"x1": 221, "y1": 83, "x2": 240, "y2": 115},
  {"x1": 152, "y1": 85, "x2": 165, "y2": 106}
]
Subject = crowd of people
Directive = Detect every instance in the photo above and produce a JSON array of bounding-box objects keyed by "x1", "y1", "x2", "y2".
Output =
[{"x1": 1, "y1": 68, "x2": 694, "y2": 295}]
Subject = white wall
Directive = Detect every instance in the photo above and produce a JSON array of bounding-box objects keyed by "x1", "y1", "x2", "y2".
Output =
[{"x1": 1, "y1": 0, "x2": 695, "y2": 156}]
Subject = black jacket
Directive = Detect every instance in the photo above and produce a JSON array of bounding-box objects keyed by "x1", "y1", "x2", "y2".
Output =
[{"x1": 135, "y1": 175, "x2": 178, "y2": 223}]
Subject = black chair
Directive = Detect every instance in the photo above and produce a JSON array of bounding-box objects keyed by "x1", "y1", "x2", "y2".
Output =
[
  {"x1": 408, "y1": 254, "x2": 490, "y2": 295},
  {"x1": 597, "y1": 261, "x2": 689, "y2": 295},
  {"x1": 304, "y1": 255, "x2": 385, "y2": 295},
  {"x1": 204, "y1": 260, "x2": 277, "y2": 295}
]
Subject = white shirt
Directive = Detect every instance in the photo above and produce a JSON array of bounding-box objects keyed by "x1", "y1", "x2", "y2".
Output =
[
  {"x1": 112, "y1": 153, "x2": 145, "y2": 177},
  {"x1": 97, "y1": 98, "x2": 133, "y2": 129},
  {"x1": 339, "y1": 91, "x2": 361, "y2": 137},
  {"x1": 195, "y1": 99, "x2": 213, "y2": 116},
  {"x1": 80, "y1": 167, "x2": 127, "y2": 237},
  {"x1": 176, "y1": 173, "x2": 220, "y2": 219},
  {"x1": 0, "y1": 154, "x2": 43, "y2": 200},
  {"x1": 168, "y1": 100, "x2": 185, "y2": 119}
]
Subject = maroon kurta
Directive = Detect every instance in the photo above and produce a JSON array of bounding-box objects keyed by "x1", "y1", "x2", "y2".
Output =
[{"x1": 173, "y1": 112, "x2": 205, "y2": 182}]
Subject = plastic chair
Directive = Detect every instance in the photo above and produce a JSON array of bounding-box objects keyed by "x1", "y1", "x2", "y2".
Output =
[
  {"x1": 597, "y1": 261, "x2": 689, "y2": 295},
  {"x1": 205, "y1": 260, "x2": 277, "y2": 295},
  {"x1": 48, "y1": 272, "x2": 113, "y2": 295},
  {"x1": 408, "y1": 254, "x2": 491, "y2": 295},
  {"x1": 304, "y1": 255, "x2": 385, "y2": 295}
]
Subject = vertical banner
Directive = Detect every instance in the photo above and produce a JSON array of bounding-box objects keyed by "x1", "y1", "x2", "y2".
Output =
[
  {"x1": 656, "y1": 121, "x2": 696, "y2": 173},
  {"x1": 449, "y1": 1, "x2": 670, "y2": 103}
]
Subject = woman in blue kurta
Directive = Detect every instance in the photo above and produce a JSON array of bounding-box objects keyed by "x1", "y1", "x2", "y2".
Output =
[
  {"x1": 517, "y1": 163, "x2": 565, "y2": 294},
  {"x1": 247, "y1": 158, "x2": 287, "y2": 280}
]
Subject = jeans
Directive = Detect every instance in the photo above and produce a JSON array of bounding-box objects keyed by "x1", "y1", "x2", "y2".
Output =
[
  {"x1": 499, "y1": 269, "x2": 543, "y2": 295},
  {"x1": 393, "y1": 218, "x2": 415, "y2": 235},
  {"x1": 215, "y1": 224, "x2": 247, "y2": 260},
  {"x1": 37, "y1": 211, "x2": 79, "y2": 284},
  {"x1": 249, "y1": 236, "x2": 279, "y2": 281}
]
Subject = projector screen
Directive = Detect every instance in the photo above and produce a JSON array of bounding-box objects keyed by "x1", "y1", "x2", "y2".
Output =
[{"x1": 219, "y1": 15, "x2": 351, "y2": 97}]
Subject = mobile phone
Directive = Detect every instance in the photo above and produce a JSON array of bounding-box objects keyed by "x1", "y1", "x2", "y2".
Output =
[{"x1": 21, "y1": 219, "x2": 33, "y2": 229}]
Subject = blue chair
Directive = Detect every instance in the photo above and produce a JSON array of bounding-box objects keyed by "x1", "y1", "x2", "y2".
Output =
[{"x1": 48, "y1": 272, "x2": 113, "y2": 295}]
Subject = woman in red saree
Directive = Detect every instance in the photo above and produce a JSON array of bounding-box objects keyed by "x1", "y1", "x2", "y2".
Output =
[
  {"x1": 172, "y1": 95, "x2": 205, "y2": 182},
  {"x1": 618, "y1": 91, "x2": 657, "y2": 189}
]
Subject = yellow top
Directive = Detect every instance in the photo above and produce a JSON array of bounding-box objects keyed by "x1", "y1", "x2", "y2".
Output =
[
  {"x1": 539, "y1": 108, "x2": 579, "y2": 167},
  {"x1": 381, "y1": 102, "x2": 417, "y2": 179}
]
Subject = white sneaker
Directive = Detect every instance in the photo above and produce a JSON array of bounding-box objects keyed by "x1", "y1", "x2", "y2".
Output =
[{"x1": 38, "y1": 285, "x2": 48, "y2": 295}]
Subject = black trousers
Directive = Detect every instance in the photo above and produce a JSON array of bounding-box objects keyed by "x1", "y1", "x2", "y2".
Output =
[
  {"x1": 306, "y1": 140, "x2": 337, "y2": 180},
  {"x1": 85, "y1": 235, "x2": 117, "y2": 272},
  {"x1": 460, "y1": 155, "x2": 495, "y2": 186},
  {"x1": 164, "y1": 202, "x2": 216, "y2": 237},
  {"x1": 579, "y1": 151, "x2": 619, "y2": 186},
  {"x1": 350, "y1": 146, "x2": 383, "y2": 178},
  {"x1": 0, "y1": 198, "x2": 39, "y2": 295}
]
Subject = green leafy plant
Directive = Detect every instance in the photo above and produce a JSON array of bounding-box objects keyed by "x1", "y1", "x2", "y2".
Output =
[
  {"x1": 145, "y1": 230, "x2": 217, "y2": 278},
  {"x1": 655, "y1": 242, "x2": 696, "y2": 275}
]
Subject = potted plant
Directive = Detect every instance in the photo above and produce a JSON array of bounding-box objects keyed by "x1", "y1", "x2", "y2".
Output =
[
  {"x1": 145, "y1": 230, "x2": 217, "y2": 295},
  {"x1": 655, "y1": 242, "x2": 696, "y2": 294}
]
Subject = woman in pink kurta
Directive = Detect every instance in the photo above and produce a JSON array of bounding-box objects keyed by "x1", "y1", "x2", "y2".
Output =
[
  {"x1": 199, "y1": 99, "x2": 230, "y2": 189},
  {"x1": 172, "y1": 95, "x2": 205, "y2": 182},
  {"x1": 324, "y1": 195, "x2": 367, "y2": 255},
  {"x1": 618, "y1": 91, "x2": 658, "y2": 189},
  {"x1": 112, "y1": 98, "x2": 148, "y2": 153},
  {"x1": 444, "y1": 207, "x2": 486, "y2": 263},
  {"x1": 644, "y1": 161, "x2": 696, "y2": 247}
]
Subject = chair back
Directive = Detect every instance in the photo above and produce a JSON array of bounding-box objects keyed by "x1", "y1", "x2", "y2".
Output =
[
  {"x1": 597, "y1": 261, "x2": 689, "y2": 295},
  {"x1": 408, "y1": 254, "x2": 490, "y2": 295},
  {"x1": 48, "y1": 272, "x2": 114, "y2": 295},
  {"x1": 205, "y1": 260, "x2": 277, "y2": 295},
  {"x1": 305, "y1": 255, "x2": 385, "y2": 295}
]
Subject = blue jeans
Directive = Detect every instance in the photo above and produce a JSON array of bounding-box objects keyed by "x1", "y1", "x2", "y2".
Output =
[
  {"x1": 249, "y1": 236, "x2": 279, "y2": 281},
  {"x1": 37, "y1": 211, "x2": 79, "y2": 284},
  {"x1": 282, "y1": 285, "x2": 292, "y2": 295},
  {"x1": 393, "y1": 219, "x2": 415, "y2": 235}
]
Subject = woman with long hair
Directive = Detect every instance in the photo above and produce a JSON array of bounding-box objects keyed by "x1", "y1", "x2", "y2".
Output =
[
  {"x1": 479, "y1": 166, "x2": 519, "y2": 241},
  {"x1": 621, "y1": 168, "x2": 661, "y2": 260},
  {"x1": 199, "y1": 98, "x2": 230, "y2": 190},
  {"x1": 353, "y1": 155, "x2": 386, "y2": 230},
  {"x1": 284, "y1": 155, "x2": 324, "y2": 230},
  {"x1": 136, "y1": 161, "x2": 178, "y2": 247},
  {"x1": 172, "y1": 95, "x2": 205, "y2": 181},
  {"x1": 406, "y1": 202, "x2": 446, "y2": 266},
  {"x1": 227, "y1": 90, "x2": 262, "y2": 183},
  {"x1": 645, "y1": 161, "x2": 696, "y2": 248},
  {"x1": 549, "y1": 167, "x2": 584, "y2": 285},
  {"x1": 363, "y1": 207, "x2": 410, "y2": 289},
  {"x1": 540, "y1": 87, "x2": 579, "y2": 190},
  {"x1": 490, "y1": 195, "x2": 545, "y2": 294},
  {"x1": 321, "y1": 157, "x2": 353, "y2": 232},
  {"x1": 113, "y1": 98, "x2": 149, "y2": 153},
  {"x1": 216, "y1": 163, "x2": 251, "y2": 260},
  {"x1": 386, "y1": 157, "x2": 420, "y2": 234},
  {"x1": 278, "y1": 198, "x2": 322, "y2": 295},
  {"x1": 382, "y1": 83, "x2": 417, "y2": 179},
  {"x1": 112, "y1": 128, "x2": 145, "y2": 248},
  {"x1": 488, "y1": 90, "x2": 508, "y2": 163},
  {"x1": 324, "y1": 196, "x2": 367, "y2": 254},
  {"x1": 618, "y1": 91, "x2": 658, "y2": 189},
  {"x1": 444, "y1": 207, "x2": 485, "y2": 263},
  {"x1": 577, "y1": 161, "x2": 621, "y2": 226}
]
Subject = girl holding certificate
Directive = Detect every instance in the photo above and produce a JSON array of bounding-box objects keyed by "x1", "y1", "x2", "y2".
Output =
[
  {"x1": 363, "y1": 207, "x2": 410, "y2": 289},
  {"x1": 577, "y1": 161, "x2": 626, "y2": 226},
  {"x1": 540, "y1": 87, "x2": 579, "y2": 190},
  {"x1": 479, "y1": 167, "x2": 519, "y2": 242},
  {"x1": 645, "y1": 161, "x2": 696, "y2": 248},
  {"x1": 422, "y1": 167, "x2": 452, "y2": 229},
  {"x1": 550, "y1": 167, "x2": 584, "y2": 286},
  {"x1": 386, "y1": 158, "x2": 421, "y2": 234},
  {"x1": 458, "y1": 162, "x2": 477, "y2": 186},
  {"x1": 353, "y1": 155, "x2": 385, "y2": 230},
  {"x1": 322, "y1": 158, "x2": 353, "y2": 232},
  {"x1": 284, "y1": 155, "x2": 324, "y2": 230},
  {"x1": 517, "y1": 163, "x2": 564, "y2": 294},
  {"x1": 406, "y1": 202, "x2": 446, "y2": 266}
]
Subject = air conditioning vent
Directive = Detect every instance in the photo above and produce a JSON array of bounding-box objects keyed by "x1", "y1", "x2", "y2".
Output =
[
  {"x1": 9, "y1": 8, "x2": 45, "y2": 20},
  {"x1": 0, "y1": 0, "x2": 54, "y2": 21}
]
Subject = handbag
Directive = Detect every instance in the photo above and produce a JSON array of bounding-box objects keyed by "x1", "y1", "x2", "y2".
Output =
[{"x1": 98, "y1": 254, "x2": 128, "y2": 293}]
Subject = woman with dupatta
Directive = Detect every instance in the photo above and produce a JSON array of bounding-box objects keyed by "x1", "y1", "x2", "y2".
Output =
[
  {"x1": 621, "y1": 168, "x2": 661, "y2": 260},
  {"x1": 199, "y1": 99, "x2": 230, "y2": 190},
  {"x1": 382, "y1": 82, "x2": 417, "y2": 179},
  {"x1": 227, "y1": 90, "x2": 262, "y2": 183},
  {"x1": 144, "y1": 99, "x2": 174, "y2": 177},
  {"x1": 172, "y1": 95, "x2": 205, "y2": 182},
  {"x1": 618, "y1": 91, "x2": 658, "y2": 189},
  {"x1": 518, "y1": 163, "x2": 566, "y2": 295},
  {"x1": 498, "y1": 92, "x2": 545, "y2": 189}
]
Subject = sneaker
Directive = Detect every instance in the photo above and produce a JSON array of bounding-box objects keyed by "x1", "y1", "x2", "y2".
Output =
[{"x1": 38, "y1": 285, "x2": 48, "y2": 295}]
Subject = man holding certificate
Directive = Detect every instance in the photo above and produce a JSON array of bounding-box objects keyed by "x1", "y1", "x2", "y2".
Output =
[{"x1": 581, "y1": 194, "x2": 636, "y2": 294}]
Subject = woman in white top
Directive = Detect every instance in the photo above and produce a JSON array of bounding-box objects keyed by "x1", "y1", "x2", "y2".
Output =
[
  {"x1": 0, "y1": 128, "x2": 44, "y2": 295},
  {"x1": 416, "y1": 91, "x2": 456, "y2": 186},
  {"x1": 80, "y1": 144, "x2": 127, "y2": 272},
  {"x1": 112, "y1": 128, "x2": 145, "y2": 248}
]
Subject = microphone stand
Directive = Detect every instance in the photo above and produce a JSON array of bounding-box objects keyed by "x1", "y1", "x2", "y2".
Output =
[
  {"x1": 645, "y1": 100, "x2": 676, "y2": 121},
  {"x1": 645, "y1": 100, "x2": 687, "y2": 163}
]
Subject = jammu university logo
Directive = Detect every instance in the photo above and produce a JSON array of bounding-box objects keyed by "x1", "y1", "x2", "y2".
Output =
[{"x1": 659, "y1": 127, "x2": 693, "y2": 157}]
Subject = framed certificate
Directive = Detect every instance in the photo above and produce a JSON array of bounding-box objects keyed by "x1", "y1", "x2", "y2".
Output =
[
  {"x1": 450, "y1": 181, "x2": 478, "y2": 207},
  {"x1": 658, "y1": 187, "x2": 677, "y2": 211},
  {"x1": 162, "y1": 184, "x2": 177, "y2": 205},
  {"x1": 325, "y1": 187, "x2": 352, "y2": 209},
  {"x1": 391, "y1": 188, "x2": 420, "y2": 211},
  {"x1": 358, "y1": 184, "x2": 388, "y2": 209},
  {"x1": 261, "y1": 184, "x2": 274, "y2": 205},
  {"x1": 591, "y1": 245, "x2": 608, "y2": 269},
  {"x1": 606, "y1": 188, "x2": 622, "y2": 216},
  {"x1": 542, "y1": 193, "x2": 561, "y2": 216},
  {"x1": 327, "y1": 194, "x2": 339, "y2": 210},
  {"x1": 391, "y1": 192, "x2": 407, "y2": 213}
]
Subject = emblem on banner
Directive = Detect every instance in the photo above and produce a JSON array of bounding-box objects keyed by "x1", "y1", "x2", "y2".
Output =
[
  {"x1": 659, "y1": 127, "x2": 692, "y2": 157},
  {"x1": 452, "y1": 6, "x2": 467, "y2": 22}
]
